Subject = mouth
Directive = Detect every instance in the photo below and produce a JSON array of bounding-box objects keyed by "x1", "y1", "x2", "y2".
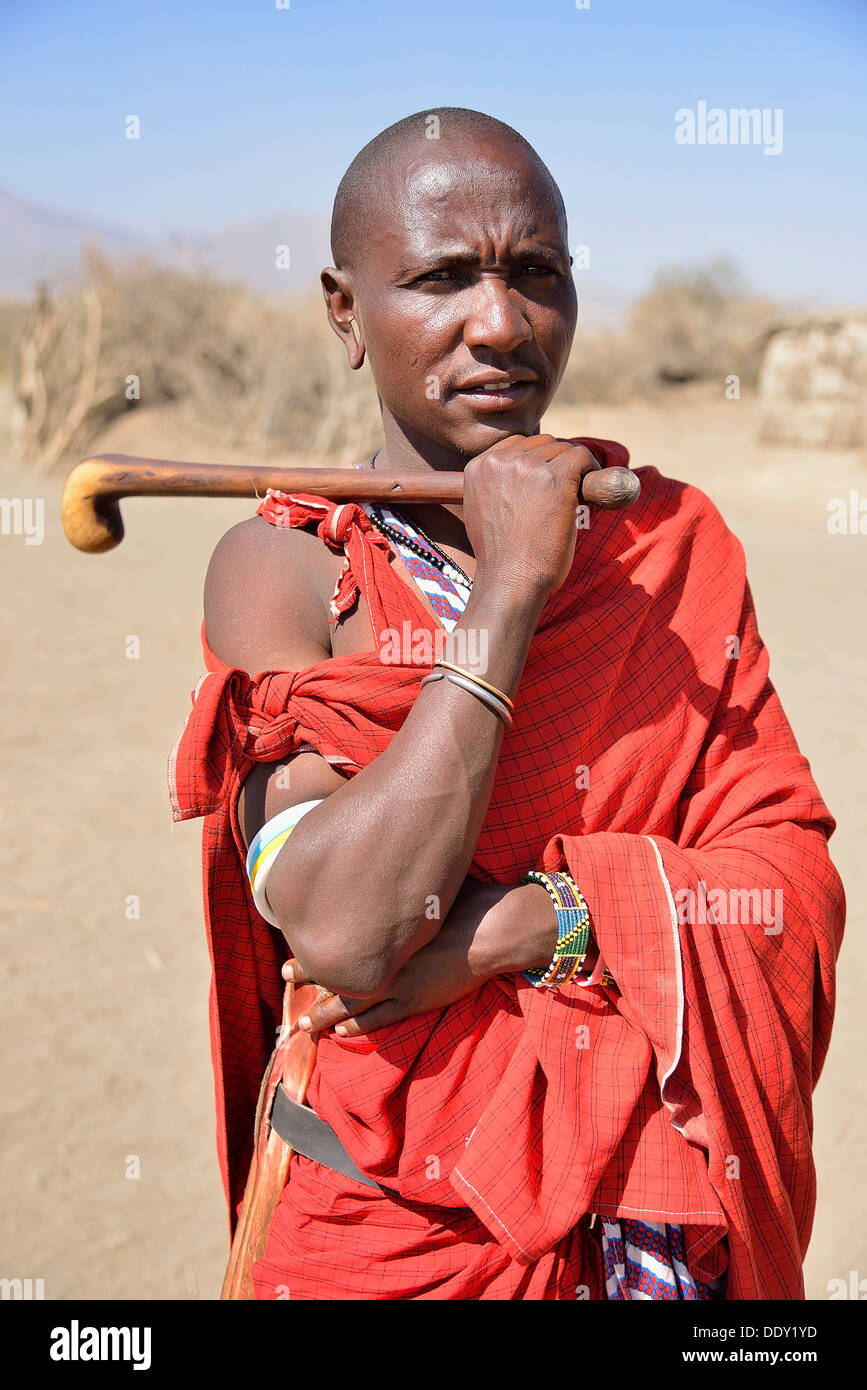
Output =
[{"x1": 451, "y1": 377, "x2": 537, "y2": 410}]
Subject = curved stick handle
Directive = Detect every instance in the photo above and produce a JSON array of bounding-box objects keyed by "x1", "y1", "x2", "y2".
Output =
[{"x1": 61, "y1": 452, "x2": 641, "y2": 554}]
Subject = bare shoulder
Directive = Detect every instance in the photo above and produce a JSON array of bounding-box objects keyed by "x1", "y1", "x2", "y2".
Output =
[{"x1": 204, "y1": 514, "x2": 332, "y2": 673}]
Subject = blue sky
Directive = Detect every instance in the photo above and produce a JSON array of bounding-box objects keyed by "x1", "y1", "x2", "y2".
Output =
[{"x1": 1, "y1": 0, "x2": 864, "y2": 302}]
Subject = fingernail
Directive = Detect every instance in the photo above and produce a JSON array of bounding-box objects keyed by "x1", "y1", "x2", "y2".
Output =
[
  {"x1": 284, "y1": 965, "x2": 294, "y2": 980},
  {"x1": 334, "y1": 1025, "x2": 347, "y2": 1036},
  {"x1": 299, "y1": 1015, "x2": 311, "y2": 1030}
]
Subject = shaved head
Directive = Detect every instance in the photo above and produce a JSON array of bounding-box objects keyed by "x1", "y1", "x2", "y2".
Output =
[
  {"x1": 330, "y1": 106, "x2": 568, "y2": 273},
  {"x1": 321, "y1": 105, "x2": 577, "y2": 466}
]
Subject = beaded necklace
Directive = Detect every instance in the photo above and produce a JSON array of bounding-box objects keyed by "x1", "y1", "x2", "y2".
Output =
[{"x1": 365, "y1": 452, "x2": 473, "y2": 589}]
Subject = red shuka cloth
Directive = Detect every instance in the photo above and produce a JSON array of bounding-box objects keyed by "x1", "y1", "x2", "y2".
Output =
[{"x1": 168, "y1": 440, "x2": 844, "y2": 1300}]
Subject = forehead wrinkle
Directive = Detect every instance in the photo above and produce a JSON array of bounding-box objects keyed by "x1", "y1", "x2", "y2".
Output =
[
  {"x1": 383, "y1": 161, "x2": 566, "y2": 270},
  {"x1": 393, "y1": 232, "x2": 567, "y2": 279},
  {"x1": 402, "y1": 154, "x2": 525, "y2": 204},
  {"x1": 397, "y1": 154, "x2": 547, "y2": 229}
]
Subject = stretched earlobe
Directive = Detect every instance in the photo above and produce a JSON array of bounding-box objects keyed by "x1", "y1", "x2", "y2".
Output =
[
  {"x1": 321, "y1": 269, "x2": 365, "y2": 368},
  {"x1": 346, "y1": 317, "x2": 365, "y2": 369}
]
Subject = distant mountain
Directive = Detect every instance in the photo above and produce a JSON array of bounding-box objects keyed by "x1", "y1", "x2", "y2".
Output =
[
  {"x1": 0, "y1": 189, "x2": 629, "y2": 324},
  {"x1": 0, "y1": 190, "x2": 334, "y2": 300},
  {"x1": 0, "y1": 189, "x2": 150, "y2": 296},
  {"x1": 186, "y1": 210, "x2": 333, "y2": 296}
]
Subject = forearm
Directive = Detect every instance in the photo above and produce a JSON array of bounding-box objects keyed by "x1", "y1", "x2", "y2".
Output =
[
  {"x1": 288, "y1": 876, "x2": 563, "y2": 1037},
  {"x1": 463, "y1": 874, "x2": 602, "y2": 989},
  {"x1": 266, "y1": 577, "x2": 546, "y2": 995},
  {"x1": 466, "y1": 881, "x2": 560, "y2": 978}
]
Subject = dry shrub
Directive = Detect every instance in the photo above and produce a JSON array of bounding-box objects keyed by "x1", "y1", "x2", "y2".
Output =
[
  {"x1": 558, "y1": 330, "x2": 644, "y2": 405},
  {"x1": 13, "y1": 247, "x2": 382, "y2": 473},
  {"x1": 0, "y1": 301, "x2": 29, "y2": 383},
  {"x1": 13, "y1": 249, "x2": 784, "y2": 470},
  {"x1": 559, "y1": 258, "x2": 777, "y2": 404}
]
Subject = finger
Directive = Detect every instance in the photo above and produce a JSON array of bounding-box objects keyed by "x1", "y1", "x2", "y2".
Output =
[
  {"x1": 334, "y1": 999, "x2": 405, "y2": 1036},
  {"x1": 282, "y1": 957, "x2": 312, "y2": 984},
  {"x1": 298, "y1": 993, "x2": 363, "y2": 1033},
  {"x1": 581, "y1": 466, "x2": 641, "y2": 510},
  {"x1": 493, "y1": 433, "x2": 573, "y2": 462},
  {"x1": 565, "y1": 444, "x2": 603, "y2": 479}
]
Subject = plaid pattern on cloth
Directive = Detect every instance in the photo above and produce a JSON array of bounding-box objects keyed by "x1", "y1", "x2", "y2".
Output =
[
  {"x1": 370, "y1": 492, "x2": 720, "y2": 1301},
  {"x1": 168, "y1": 437, "x2": 845, "y2": 1300}
]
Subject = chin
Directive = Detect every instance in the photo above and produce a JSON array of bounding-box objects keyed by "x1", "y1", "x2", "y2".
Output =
[{"x1": 447, "y1": 414, "x2": 544, "y2": 457}]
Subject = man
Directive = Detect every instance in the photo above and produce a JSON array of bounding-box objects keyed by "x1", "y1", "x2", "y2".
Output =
[{"x1": 169, "y1": 107, "x2": 844, "y2": 1300}]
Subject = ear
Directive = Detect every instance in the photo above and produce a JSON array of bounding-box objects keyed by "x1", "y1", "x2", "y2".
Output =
[{"x1": 321, "y1": 267, "x2": 365, "y2": 370}]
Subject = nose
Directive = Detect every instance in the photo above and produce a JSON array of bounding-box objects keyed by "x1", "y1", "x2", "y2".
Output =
[{"x1": 462, "y1": 275, "x2": 533, "y2": 354}]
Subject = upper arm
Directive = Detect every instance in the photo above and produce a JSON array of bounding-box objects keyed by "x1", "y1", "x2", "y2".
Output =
[
  {"x1": 203, "y1": 515, "x2": 348, "y2": 847},
  {"x1": 204, "y1": 514, "x2": 332, "y2": 673}
]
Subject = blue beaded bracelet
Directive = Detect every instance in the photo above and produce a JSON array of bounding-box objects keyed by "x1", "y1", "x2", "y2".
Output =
[{"x1": 520, "y1": 870, "x2": 591, "y2": 988}]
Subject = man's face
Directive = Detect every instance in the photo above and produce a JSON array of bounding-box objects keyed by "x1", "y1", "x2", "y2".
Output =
[{"x1": 350, "y1": 137, "x2": 578, "y2": 459}]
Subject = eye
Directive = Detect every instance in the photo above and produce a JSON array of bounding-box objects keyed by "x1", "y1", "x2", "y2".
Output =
[
  {"x1": 411, "y1": 264, "x2": 559, "y2": 287},
  {"x1": 416, "y1": 269, "x2": 459, "y2": 284}
]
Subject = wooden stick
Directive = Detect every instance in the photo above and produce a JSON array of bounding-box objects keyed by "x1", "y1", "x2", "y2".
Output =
[
  {"x1": 61, "y1": 451, "x2": 642, "y2": 554},
  {"x1": 219, "y1": 981, "x2": 322, "y2": 1301}
]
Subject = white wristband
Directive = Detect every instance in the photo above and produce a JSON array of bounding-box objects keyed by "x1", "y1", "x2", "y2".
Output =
[{"x1": 245, "y1": 799, "x2": 324, "y2": 927}]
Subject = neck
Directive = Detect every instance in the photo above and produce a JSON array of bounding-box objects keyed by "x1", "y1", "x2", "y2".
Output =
[
  {"x1": 372, "y1": 414, "x2": 469, "y2": 544},
  {"x1": 371, "y1": 413, "x2": 538, "y2": 553}
]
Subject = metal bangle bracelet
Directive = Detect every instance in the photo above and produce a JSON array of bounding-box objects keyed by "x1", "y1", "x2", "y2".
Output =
[
  {"x1": 433, "y1": 658, "x2": 515, "y2": 712},
  {"x1": 420, "y1": 668, "x2": 513, "y2": 728}
]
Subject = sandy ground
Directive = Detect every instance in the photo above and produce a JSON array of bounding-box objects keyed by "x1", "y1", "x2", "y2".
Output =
[{"x1": 0, "y1": 385, "x2": 864, "y2": 1300}]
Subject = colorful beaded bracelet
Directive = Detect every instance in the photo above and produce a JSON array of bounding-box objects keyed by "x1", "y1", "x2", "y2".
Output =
[{"x1": 520, "y1": 870, "x2": 591, "y2": 988}]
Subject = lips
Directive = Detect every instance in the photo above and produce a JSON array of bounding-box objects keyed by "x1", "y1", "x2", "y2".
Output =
[
  {"x1": 453, "y1": 378, "x2": 535, "y2": 409},
  {"x1": 452, "y1": 375, "x2": 536, "y2": 405},
  {"x1": 455, "y1": 374, "x2": 537, "y2": 392},
  {"x1": 467, "y1": 383, "x2": 524, "y2": 394}
]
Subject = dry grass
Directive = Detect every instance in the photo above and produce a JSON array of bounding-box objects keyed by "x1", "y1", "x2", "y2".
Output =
[
  {"x1": 12, "y1": 249, "x2": 383, "y2": 473},
  {"x1": 8, "y1": 250, "x2": 783, "y2": 473},
  {"x1": 560, "y1": 258, "x2": 777, "y2": 404}
]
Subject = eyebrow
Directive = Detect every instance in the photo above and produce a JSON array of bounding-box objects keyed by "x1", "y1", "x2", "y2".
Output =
[{"x1": 395, "y1": 244, "x2": 567, "y2": 277}]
